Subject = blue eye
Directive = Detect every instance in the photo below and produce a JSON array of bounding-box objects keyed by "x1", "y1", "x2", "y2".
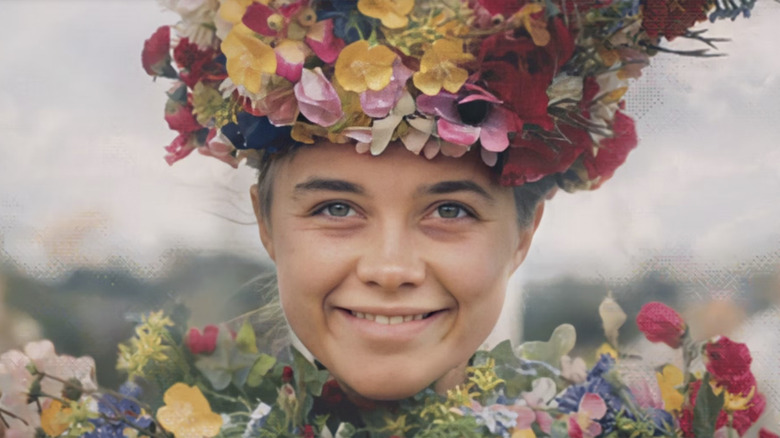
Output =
[
  {"x1": 435, "y1": 204, "x2": 470, "y2": 219},
  {"x1": 317, "y1": 202, "x2": 355, "y2": 217}
]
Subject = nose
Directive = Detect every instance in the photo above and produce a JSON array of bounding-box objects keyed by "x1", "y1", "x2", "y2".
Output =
[{"x1": 355, "y1": 222, "x2": 426, "y2": 291}]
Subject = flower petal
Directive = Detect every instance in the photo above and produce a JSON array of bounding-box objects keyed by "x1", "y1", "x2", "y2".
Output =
[
  {"x1": 294, "y1": 67, "x2": 343, "y2": 127},
  {"x1": 437, "y1": 118, "x2": 480, "y2": 146}
]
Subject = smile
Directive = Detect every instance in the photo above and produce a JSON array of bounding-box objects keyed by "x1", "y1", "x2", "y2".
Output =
[{"x1": 349, "y1": 311, "x2": 434, "y2": 324}]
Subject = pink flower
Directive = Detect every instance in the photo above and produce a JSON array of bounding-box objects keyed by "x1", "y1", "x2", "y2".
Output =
[
  {"x1": 242, "y1": 2, "x2": 345, "y2": 82},
  {"x1": 416, "y1": 84, "x2": 520, "y2": 152},
  {"x1": 636, "y1": 302, "x2": 687, "y2": 348},
  {"x1": 567, "y1": 393, "x2": 607, "y2": 438},
  {"x1": 360, "y1": 59, "x2": 413, "y2": 118},
  {"x1": 198, "y1": 129, "x2": 240, "y2": 168},
  {"x1": 164, "y1": 133, "x2": 197, "y2": 165},
  {"x1": 186, "y1": 325, "x2": 220, "y2": 355},
  {"x1": 142, "y1": 26, "x2": 174, "y2": 77},
  {"x1": 294, "y1": 67, "x2": 343, "y2": 127}
]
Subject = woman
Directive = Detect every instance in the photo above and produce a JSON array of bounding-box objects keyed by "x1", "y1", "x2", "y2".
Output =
[
  {"x1": 249, "y1": 140, "x2": 548, "y2": 401},
  {"x1": 142, "y1": 0, "x2": 752, "y2": 404},
  {"x1": 1, "y1": 0, "x2": 773, "y2": 437}
]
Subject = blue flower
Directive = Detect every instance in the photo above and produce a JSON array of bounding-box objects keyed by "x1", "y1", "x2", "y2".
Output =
[
  {"x1": 556, "y1": 355, "x2": 625, "y2": 434},
  {"x1": 84, "y1": 382, "x2": 153, "y2": 438},
  {"x1": 646, "y1": 407, "x2": 676, "y2": 436},
  {"x1": 220, "y1": 113, "x2": 293, "y2": 153},
  {"x1": 461, "y1": 403, "x2": 518, "y2": 438}
]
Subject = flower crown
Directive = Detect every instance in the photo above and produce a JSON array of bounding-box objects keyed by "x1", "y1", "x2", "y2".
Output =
[{"x1": 144, "y1": 0, "x2": 754, "y2": 189}]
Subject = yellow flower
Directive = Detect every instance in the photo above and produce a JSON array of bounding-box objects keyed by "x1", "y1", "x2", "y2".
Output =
[
  {"x1": 412, "y1": 38, "x2": 474, "y2": 96},
  {"x1": 508, "y1": 4, "x2": 550, "y2": 47},
  {"x1": 141, "y1": 310, "x2": 174, "y2": 335},
  {"x1": 720, "y1": 385, "x2": 757, "y2": 412},
  {"x1": 41, "y1": 399, "x2": 72, "y2": 436},
  {"x1": 335, "y1": 40, "x2": 397, "y2": 93},
  {"x1": 656, "y1": 364, "x2": 684, "y2": 412},
  {"x1": 358, "y1": 0, "x2": 415, "y2": 29},
  {"x1": 157, "y1": 383, "x2": 223, "y2": 438},
  {"x1": 512, "y1": 429, "x2": 537, "y2": 438},
  {"x1": 467, "y1": 358, "x2": 505, "y2": 393},
  {"x1": 221, "y1": 24, "x2": 277, "y2": 94},
  {"x1": 595, "y1": 342, "x2": 618, "y2": 360}
]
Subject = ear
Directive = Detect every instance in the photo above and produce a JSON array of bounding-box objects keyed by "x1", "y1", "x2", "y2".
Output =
[
  {"x1": 250, "y1": 184, "x2": 275, "y2": 261},
  {"x1": 512, "y1": 201, "x2": 545, "y2": 271}
]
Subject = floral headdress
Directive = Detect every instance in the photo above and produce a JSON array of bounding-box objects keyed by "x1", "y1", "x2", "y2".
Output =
[{"x1": 144, "y1": 0, "x2": 754, "y2": 189}]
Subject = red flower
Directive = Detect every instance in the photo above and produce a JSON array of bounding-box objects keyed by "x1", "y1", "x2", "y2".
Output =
[
  {"x1": 641, "y1": 0, "x2": 711, "y2": 40},
  {"x1": 301, "y1": 425, "x2": 315, "y2": 438},
  {"x1": 142, "y1": 26, "x2": 175, "y2": 77},
  {"x1": 760, "y1": 428, "x2": 780, "y2": 438},
  {"x1": 173, "y1": 38, "x2": 217, "y2": 88},
  {"x1": 186, "y1": 325, "x2": 219, "y2": 355},
  {"x1": 581, "y1": 110, "x2": 638, "y2": 189},
  {"x1": 731, "y1": 392, "x2": 765, "y2": 436},
  {"x1": 500, "y1": 124, "x2": 591, "y2": 186},
  {"x1": 636, "y1": 302, "x2": 687, "y2": 348},
  {"x1": 478, "y1": 18, "x2": 575, "y2": 130},
  {"x1": 165, "y1": 99, "x2": 202, "y2": 134},
  {"x1": 705, "y1": 337, "x2": 755, "y2": 396},
  {"x1": 282, "y1": 366, "x2": 294, "y2": 383},
  {"x1": 319, "y1": 379, "x2": 344, "y2": 405}
]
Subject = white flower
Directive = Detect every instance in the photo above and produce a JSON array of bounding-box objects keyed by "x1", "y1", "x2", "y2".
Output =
[{"x1": 159, "y1": 0, "x2": 220, "y2": 48}]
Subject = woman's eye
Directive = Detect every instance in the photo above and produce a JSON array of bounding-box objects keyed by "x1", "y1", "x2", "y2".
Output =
[
  {"x1": 434, "y1": 204, "x2": 470, "y2": 219},
  {"x1": 317, "y1": 202, "x2": 355, "y2": 217}
]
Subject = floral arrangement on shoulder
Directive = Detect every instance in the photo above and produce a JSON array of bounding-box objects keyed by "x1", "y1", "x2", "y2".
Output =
[
  {"x1": 144, "y1": 0, "x2": 754, "y2": 189},
  {"x1": 1, "y1": 299, "x2": 777, "y2": 438}
]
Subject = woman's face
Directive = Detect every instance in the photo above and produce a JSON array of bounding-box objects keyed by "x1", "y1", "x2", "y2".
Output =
[{"x1": 253, "y1": 142, "x2": 541, "y2": 400}]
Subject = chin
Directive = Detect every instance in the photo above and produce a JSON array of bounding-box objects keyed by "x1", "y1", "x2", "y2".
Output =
[{"x1": 335, "y1": 366, "x2": 439, "y2": 401}]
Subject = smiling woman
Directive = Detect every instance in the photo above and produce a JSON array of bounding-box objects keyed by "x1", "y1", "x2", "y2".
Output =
[
  {"x1": 252, "y1": 142, "x2": 544, "y2": 400},
  {"x1": 1, "y1": 0, "x2": 778, "y2": 437}
]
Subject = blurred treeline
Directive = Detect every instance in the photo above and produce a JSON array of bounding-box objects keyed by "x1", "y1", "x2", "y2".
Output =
[{"x1": 0, "y1": 253, "x2": 777, "y2": 388}]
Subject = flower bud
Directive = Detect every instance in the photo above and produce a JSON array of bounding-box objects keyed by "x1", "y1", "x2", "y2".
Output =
[
  {"x1": 635, "y1": 302, "x2": 686, "y2": 348},
  {"x1": 62, "y1": 377, "x2": 83, "y2": 401}
]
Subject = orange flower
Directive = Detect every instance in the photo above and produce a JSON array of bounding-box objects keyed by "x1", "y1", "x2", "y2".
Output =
[{"x1": 40, "y1": 400, "x2": 72, "y2": 436}]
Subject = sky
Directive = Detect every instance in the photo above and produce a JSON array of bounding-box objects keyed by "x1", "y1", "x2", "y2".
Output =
[{"x1": 0, "y1": 0, "x2": 778, "y2": 295}]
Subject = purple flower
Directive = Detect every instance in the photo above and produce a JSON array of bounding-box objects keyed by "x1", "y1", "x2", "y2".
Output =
[{"x1": 416, "y1": 84, "x2": 519, "y2": 152}]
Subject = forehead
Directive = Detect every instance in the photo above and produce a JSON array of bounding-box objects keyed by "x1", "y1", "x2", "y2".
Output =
[{"x1": 274, "y1": 142, "x2": 502, "y2": 191}]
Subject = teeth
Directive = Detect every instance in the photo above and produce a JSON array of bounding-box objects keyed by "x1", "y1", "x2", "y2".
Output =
[{"x1": 350, "y1": 310, "x2": 432, "y2": 324}]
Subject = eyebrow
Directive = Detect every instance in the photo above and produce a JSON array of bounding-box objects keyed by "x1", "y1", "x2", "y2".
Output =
[
  {"x1": 293, "y1": 178, "x2": 366, "y2": 195},
  {"x1": 418, "y1": 180, "x2": 495, "y2": 202}
]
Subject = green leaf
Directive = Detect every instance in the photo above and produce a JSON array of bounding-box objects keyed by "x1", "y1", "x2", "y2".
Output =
[
  {"x1": 236, "y1": 319, "x2": 259, "y2": 354},
  {"x1": 519, "y1": 324, "x2": 577, "y2": 367},
  {"x1": 247, "y1": 354, "x2": 278, "y2": 387},
  {"x1": 692, "y1": 374, "x2": 725, "y2": 438}
]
